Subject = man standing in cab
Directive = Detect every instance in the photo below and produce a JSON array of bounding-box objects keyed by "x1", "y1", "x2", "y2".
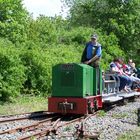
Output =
[
  {"x1": 81, "y1": 34, "x2": 102, "y2": 95},
  {"x1": 81, "y1": 34, "x2": 102, "y2": 68}
]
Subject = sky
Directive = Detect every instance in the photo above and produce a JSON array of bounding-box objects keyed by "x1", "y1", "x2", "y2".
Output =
[{"x1": 23, "y1": 0, "x2": 68, "y2": 19}]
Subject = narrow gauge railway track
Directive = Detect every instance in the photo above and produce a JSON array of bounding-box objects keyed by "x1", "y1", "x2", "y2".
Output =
[
  {"x1": 18, "y1": 117, "x2": 63, "y2": 140},
  {"x1": 0, "y1": 111, "x2": 53, "y2": 123},
  {"x1": 18, "y1": 115, "x2": 94, "y2": 140},
  {"x1": 0, "y1": 111, "x2": 60, "y2": 139},
  {"x1": 0, "y1": 111, "x2": 48, "y2": 118},
  {"x1": 0, "y1": 112, "x2": 99, "y2": 140},
  {"x1": 56, "y1": 114, "x2": 100, "y2": 140},
  {"x1": 1, "y1": 97, "x2": 139, "y2": 140},
  {"x1": 0, "y1": 116, "x2": 58, "y2": 135}
]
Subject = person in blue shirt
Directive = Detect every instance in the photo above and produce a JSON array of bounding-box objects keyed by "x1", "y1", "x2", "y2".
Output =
[
  {"x1": 81, "y1": 34, "x2": 102, "y2": 68},
  {"x1": 81, "y1": 34, "x2": 102, "y2": 94}
]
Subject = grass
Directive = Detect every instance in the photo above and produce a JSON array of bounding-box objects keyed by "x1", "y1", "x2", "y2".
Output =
[
  {"x1": 112, "y1": 113, "x2": 128, "y2": 119},
  {"x1": 0, "y1": 95, "x2": 48, "y2": 115},
  {"x1": 97, "y1": 110, "x2": 106, "y2": 117},
  {"x1": 118, "y1": 128, "x2": 140, "y2": 140}
]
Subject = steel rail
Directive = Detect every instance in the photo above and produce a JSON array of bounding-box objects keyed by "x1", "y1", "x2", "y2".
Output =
[
  {"x1": 0, "y1": 112, "x2": 53, "y2": 123},
  {"x1": 57, "y1": 114, "x2": 100, "y2": 139},
  {"x1": 55, "y1": 115, "x2": 85, "y2": 130},
  {"x1": 0, "y1": 111, "x2": 49, "y2": 118},
  {"x1": 0, "y1": 116, "x2": 59, "y2": 135},
  {"x1": 18, "y1": 117, "x2": 62, "y2": 140},
  {"x1": 18, "y1": 116, "x2": 85, "y2": 140}
]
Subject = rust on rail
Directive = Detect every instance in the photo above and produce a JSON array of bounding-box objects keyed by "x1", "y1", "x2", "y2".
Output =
[
  {"x1": 0, "y1": 112, "x2": 54, "y2": 123},
  {"x1": 18, "y1": 117, "x2": 62, "y2": 140},
  {"x1": 0, "y1": 116, "x2": 58, "y2": 135}
]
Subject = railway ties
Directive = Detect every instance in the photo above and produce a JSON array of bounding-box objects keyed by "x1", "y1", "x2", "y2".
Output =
[
  {"x1": 0, "y1": 116, "x2": 58, "y2": 135},
  {"x1": 55, "y1": 114, "x2": 100, "y2": 140},
  {"x1": 18, "y1": 117, "x2": 62, "y2": 140},
  {"x1": 0, "y1": 113, "x2": 100, "y2": 140},
  {"x1": 0, "y1": 111, "x2": 52, "y2": 123},
  {"x1": 18, "y1": 115, "x2": 86, "y2": 140},
  {"x1": 0, "y1": 111, "x2": 59, "y2": 140}
]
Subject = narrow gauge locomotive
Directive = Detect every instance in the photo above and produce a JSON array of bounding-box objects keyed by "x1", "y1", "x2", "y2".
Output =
[{"x1": 48, "y1": 63, "x2": 140, "y2": 114}]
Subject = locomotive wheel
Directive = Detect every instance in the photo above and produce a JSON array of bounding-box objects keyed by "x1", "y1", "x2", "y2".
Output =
[
  {"x1": 88, "y1": 99, "x2": 98, "y2": 114},
  {"x1": 88, "y1": 106, "x2": 95, "y2": 114},
  {"x1": 93, "y1": 99, "x2": 98, "y2": 111}
]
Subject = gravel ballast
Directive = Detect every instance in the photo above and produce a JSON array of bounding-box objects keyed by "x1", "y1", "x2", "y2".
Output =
[{"x1": 0, "y1": 98, "x2": 140, "y2": 140}]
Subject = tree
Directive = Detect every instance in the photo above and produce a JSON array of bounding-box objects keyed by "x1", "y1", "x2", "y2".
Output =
[
  {"x1": 63, "y1": 0, "x2": 140, "y2": 63},
  {"x1": 26, "y1": 16, "x2": 70, "y2": 47},
  {"x1": 0, "y1": 0, "x2": 29, "y2": 43}
]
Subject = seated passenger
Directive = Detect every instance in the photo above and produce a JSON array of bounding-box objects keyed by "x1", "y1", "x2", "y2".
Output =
[
  {"x1": 137, "y1": 68, "x2": 140, "y2": 79},
  {"x1": 110, "y1": 58, "x2": 132, "y2": 92},
  {"x1": 121, "y1": 59, "x2": 140, "y2": 90},
  {"x1": 122, "y1": 61, "x2": 140, "y2": 84},
  {"x1": 127, "y1": 59, "x2": 137, "y2": 76}
]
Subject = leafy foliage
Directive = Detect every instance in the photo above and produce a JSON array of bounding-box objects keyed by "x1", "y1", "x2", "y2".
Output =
[
  {"x1": 26, "y1": 16, "x2": 58, "y2": 46},
  {"x1": 0, "y1": 0, "x2": 139, "y2": 101},
  {"x1": 0, "y1": 0, "x2": 28, "y2": 43},
  {"x1": 63, "y1": 0, "x2": 140, "y2": 64},
  {"x1": 20, "y1": 45, "x2": 81, "y2": 96},
  {"x1": 0, "y1": 38, "x2": 26, "y2": 101}
]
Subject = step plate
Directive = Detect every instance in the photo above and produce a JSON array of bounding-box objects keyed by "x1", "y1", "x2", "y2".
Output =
[
  {"x1": 102, "y1": 96, "x2": 123, "y2": 103},
  {"x1": 118, "y1": 92, "x2": 135, "y2": 98}
]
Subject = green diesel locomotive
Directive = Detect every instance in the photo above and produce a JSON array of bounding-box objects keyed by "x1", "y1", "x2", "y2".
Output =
[{"x1": 48, "y1": 63, "x2": 102, "y2": 114}]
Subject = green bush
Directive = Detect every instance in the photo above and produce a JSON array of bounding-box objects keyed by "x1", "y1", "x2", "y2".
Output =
[
  {"x1": 58, "y1": 26, "x2": 97, "y2": 45},
  {"x1": 0, "y1": 15, "x2": 127, "y2": 101},
  {"x1": 20, "y1": 45, "x2": 81, "y2": 96},
  {"x1": 99, "y1": 33, "x2": 125, "y2": 70},
  {"x1": 0, "y1": 38, "x2": 26, "y2": 101}
]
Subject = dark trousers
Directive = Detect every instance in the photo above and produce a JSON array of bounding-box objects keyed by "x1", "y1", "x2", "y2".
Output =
[{"x1": 118, "y1": 75, "x2": 132, "y2": 91}]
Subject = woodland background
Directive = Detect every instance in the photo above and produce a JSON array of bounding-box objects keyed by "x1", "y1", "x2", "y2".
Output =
[{"x1": 0, "y1": 0, "x2": 140, "y2": 101}]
